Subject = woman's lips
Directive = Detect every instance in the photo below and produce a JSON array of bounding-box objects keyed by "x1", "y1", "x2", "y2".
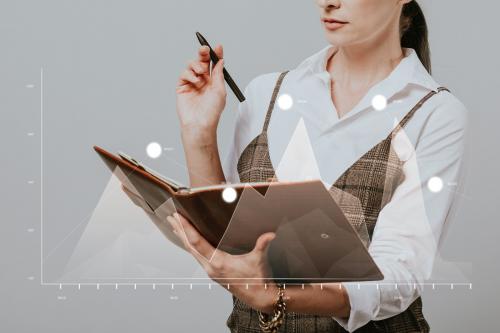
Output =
[{"x1": 322, "y1": 18, "x2": 348, "y2": 31}]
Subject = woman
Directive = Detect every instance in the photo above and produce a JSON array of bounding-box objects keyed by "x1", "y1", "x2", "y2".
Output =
[{"x1": 168, "y1": 0, "x2": 468, "y2": 332}]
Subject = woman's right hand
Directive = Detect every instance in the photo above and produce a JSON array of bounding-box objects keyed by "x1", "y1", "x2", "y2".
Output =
[{"x1": 176, "y1": 45, "x2": 227, "y2": 138}]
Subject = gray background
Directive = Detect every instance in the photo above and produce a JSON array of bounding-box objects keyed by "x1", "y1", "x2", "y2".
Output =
[{"x1": 1, "y1": 0, "x2": 498, "y2": 331}]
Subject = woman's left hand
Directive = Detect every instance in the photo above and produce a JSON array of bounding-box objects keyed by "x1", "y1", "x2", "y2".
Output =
[{"x1": 167, "y1": 212, "x2": 278, "y2": 313}]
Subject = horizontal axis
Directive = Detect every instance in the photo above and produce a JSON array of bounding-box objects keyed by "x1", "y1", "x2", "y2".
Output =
[{"x1": 46, "y1": 282, "x2": 473, "y2": 289}]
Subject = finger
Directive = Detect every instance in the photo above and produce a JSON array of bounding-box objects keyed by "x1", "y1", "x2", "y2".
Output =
[
  {"x1": 167, "y1": 216, "x2": 186, "y2": 244},
  {"x1": 173, "y1": 213, "x2": 216, "y2": 260},
  {"x1": 121, "y1": 185, "x2": 155, "y2": 213},
  {"x1": 178, "y1": 70, "x2": 206, "y2": 90},
  {"x1": 252, "y1": 232, "x2": 276, "y2": 254},
  {"x1": 211, "y1": 59, "x2": 226, "y2": 89},
  {"x1": 198, "y1": 45, "x2": 211, "y2": 64},
  {"x1": 167, "y1": 215, "x2": 216, "y2": 274},
  {"x1": 166, "y1": 215, "x2": 177, "y2": 231},
  {"x1": 189, "y1": 60, "x2": 209, "y2": 76},
  {"x1": 121, "y1": 185, "x2": 140, "y2": 202},
  {"x1": 167, "y1": 215, "x2": 207, "y2": 263},
  {"x1": 214, "y1": 44, "x2": 224, "y2": 60},
  {"x1": 179, "y1": 69, "x2": 202, "y2": 86},
  {"x1": 121, "y1": 184, "x2": 134, "y2": 196},
  {"x1": 176, "y1": 84, "x2": 192, "y2": 94},
  {"x1": 167, "y1": 215, "x2": 197, "y2": 252},
  {"x1": 167, "y1": 215, "x2": 226, "y2": 278}
]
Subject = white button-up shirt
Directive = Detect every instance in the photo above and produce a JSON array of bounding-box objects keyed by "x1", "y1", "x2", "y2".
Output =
[{"x1": 223, "y1": 45, "x2": 469, "y2": 332}]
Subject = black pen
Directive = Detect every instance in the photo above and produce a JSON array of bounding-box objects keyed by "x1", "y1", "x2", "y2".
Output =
[{"x1": 196, "y1": 32, "x2": 246, "y2": 103}]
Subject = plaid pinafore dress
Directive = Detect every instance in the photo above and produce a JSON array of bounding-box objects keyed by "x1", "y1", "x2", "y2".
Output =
[{"x1": 226, "y1": 71, "x2": 449, "y2": 333}]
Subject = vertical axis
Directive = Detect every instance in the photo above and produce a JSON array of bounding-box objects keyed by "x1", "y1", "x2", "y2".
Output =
[{"x1": 40, "y1": 67, "x2": 44, "y2": 285}]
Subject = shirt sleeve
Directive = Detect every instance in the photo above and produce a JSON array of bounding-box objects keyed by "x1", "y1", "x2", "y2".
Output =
[{"x1": 332, "y1": 94, "x2": 470, "y2": 332}]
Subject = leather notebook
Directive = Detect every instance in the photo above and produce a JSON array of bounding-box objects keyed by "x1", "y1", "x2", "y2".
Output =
[{"x1": 94, "y1": 145, "x2": 383, "y2": 283}]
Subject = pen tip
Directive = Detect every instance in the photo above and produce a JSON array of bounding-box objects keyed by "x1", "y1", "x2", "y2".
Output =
[{"x1": 196, "y1": 32, "x2": 206, "y2": 45}]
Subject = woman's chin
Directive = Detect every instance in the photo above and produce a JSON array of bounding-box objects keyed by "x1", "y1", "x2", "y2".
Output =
[{"x1": 324, "y1": 33, "x2": 350, "y2": 47}]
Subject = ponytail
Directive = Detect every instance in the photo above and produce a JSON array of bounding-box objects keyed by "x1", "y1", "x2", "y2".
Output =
[{"x1": 400, "y1": 1, "x2": 431, "y2": 73}]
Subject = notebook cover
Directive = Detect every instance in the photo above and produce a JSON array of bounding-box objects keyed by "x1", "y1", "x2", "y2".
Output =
[{"x1": 93, "y1": 145, "x2": 383, "y2": 283}]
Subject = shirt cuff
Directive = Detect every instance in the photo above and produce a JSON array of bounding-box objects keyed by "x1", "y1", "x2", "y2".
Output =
[{"x1": 332, "y1": 282, "x2": 381, "y2": 332}]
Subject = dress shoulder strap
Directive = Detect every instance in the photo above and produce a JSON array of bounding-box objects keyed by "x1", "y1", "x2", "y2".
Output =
[
  {"x1": 390, "y1": 87, "x2": 450, "y2": 138},
  {"x1": 261, "y1": 71, "x2": 290, "y2": 133}
]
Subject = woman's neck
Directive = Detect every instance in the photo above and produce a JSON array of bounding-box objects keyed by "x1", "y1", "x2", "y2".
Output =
[{"x1": 327, "y1": 28, "x2": 405, "y2": 91}]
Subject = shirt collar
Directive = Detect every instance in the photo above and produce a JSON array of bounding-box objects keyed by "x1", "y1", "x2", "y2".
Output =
[{"x1": 295, "y1": 45, "x2": 441, "y2": 93}]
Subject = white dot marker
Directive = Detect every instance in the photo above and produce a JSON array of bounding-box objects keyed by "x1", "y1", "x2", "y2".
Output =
[
  {"x1": 372, "y1": 94, "x2": 387, "y2": 111},
  {"x1": 222, "y1": 187, "x2": 237, "y2": 203},
  {"x1": 277, "y1": 94, "x2": 294, "y2": 110},
  {"x1": 428, "y1": 177, "x2": 444, "y2": 193},
  {"x1": 146, "y1": 142, "x2": 162, "y2": 159}
]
